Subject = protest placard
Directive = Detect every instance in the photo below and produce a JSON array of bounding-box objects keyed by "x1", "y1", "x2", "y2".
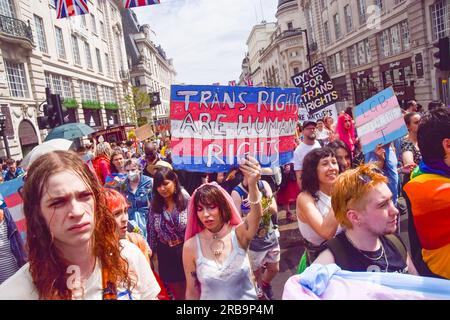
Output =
[
  {"x1": 170, "y1": 85, "x2": 302, "y2": 172},
  {"x1": 298, "y1": 104, "x2": 338, "y2": 125},
  {"x1": 134, "y1": 123, "x2": 154, "y2": 141},
  {"x1": 354, "y1": 87, "x2": 408, "y2": 154},
  {"x1": 291, "y1": 62, "x2": 339, "y2": 115}
]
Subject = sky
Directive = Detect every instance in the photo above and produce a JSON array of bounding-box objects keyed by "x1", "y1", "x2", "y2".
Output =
[{"x1": 133, "y1": 0, "x2": 279, "y2": 85}]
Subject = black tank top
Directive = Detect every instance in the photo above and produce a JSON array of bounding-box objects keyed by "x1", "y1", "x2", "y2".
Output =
[{"x1": 327, "y1": 233, "x2": 408, "y2": 273}]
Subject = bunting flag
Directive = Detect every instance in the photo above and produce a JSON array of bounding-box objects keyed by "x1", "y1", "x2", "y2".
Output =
[
  {"x1": 244, "y1": 76, "x2": 253, "y2": 87},
  {"x1": 123, "y1": 0, "x2": 160, "y2": 9},
  {"x1": 228, "y1": 80, "x2": 236, "y2": 86},
  {"x1": 0, "y1": 176, "x2": 26, "y2": 241},
  {"x1": 55, "y1": 0, "x2": 89, "y2": 19}
]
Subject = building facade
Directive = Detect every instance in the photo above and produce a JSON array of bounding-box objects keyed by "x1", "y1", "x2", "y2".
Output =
[
  {"x1": 246, "y1": 21, "x2": 276, "y2": 86},
  {"x1": 0, "y1": 0, "x2": 132, "y2": 159},
  {"x1": 298, "y1": 0, "x2": 450, "y2": 108},
  {"x1": 122, "y1": 9, "x2": 176, "y2": 126}
]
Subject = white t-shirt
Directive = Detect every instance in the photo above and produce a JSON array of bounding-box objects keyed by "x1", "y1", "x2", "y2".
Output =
[
  {"x1": 0, "y1": 240, "x2": 160, "y2": 300},
  {"x1": 293, "y1": 140, "x2": 322, "y2": 171}
]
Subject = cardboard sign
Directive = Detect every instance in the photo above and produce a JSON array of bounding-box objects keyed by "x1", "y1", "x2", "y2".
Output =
[
  {"x1": 354, "y1": 87, "x2": 408, "y2": 154},
  {"x1": 291, "y1": 62, "x2": 339, "y2": 115},
  {"x1": 134, "y1": 123, "x2": 154, "y2": 141},
  {"x1": 170, "y1": 85, "x2": 302, "y2": 172},
  {"x1": 298, "y1": 104, "x2": 338, "y2": 125}
]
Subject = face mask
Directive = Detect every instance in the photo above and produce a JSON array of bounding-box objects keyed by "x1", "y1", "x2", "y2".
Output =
[{"x1": 128, "y1": 171, "x2": 139, "y2": 181}]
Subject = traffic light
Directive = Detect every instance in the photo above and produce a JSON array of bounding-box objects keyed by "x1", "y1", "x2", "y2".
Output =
[
  {"x1": 433, "y1": 37, "x2": 450, "y2": 71},
  {"x1": 37, "y1": 88, "x2": 67, "y2": 129}
]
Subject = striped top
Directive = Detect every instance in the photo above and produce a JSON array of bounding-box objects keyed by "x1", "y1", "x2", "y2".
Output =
[{"x1": 0, "y1": 220, "x2": 19, "y2": 284}]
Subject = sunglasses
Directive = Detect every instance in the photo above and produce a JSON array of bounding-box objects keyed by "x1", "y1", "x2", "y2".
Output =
[{"x1": 358, "y1": 167, "x2": 383, "y2": 184}]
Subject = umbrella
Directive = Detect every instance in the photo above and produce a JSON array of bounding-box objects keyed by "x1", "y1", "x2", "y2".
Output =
[
  {"x1": 44, "y1": 123, "x2": 95, "y2": 142},
  {"x1": 22, "y1": 138, "x2": 74, "y2": 170}
]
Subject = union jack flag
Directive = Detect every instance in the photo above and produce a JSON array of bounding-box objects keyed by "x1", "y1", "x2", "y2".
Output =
[
  {"x1": 123, "y1": 0, "x2": 160, "y2": 8},
  {"x1": 55, "y1": 0, "x2": 89, "y2": 19}
]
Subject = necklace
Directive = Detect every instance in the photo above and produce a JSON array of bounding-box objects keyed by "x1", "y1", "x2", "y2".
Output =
[
  {"x1": 345, "y1": 233, "x2": 384, "y2": 261},
  {"x1": 346, "y1": 234, "x2": 389, "y2": 272},
  {"x1": 206, "y1": 224, "x2": 228, "y2": 264}
]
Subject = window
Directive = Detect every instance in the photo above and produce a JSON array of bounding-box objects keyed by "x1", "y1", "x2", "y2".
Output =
[
  {"x1": 84, "y1": 41, "x2": 93, "y2": 69},
  {"x1": 134, "y1": 77, "x2": 141, "y2": 87},
  {"x1": 394, "y1": 0, "x2": 405, "y2": 4},
  {"x1": 327, "y1": 55, "x2": 336, "y2": 74},
  {"x1": 319, "y1": 0, "x2": 327, "y2": 10},
  {"x1": 103, "y1": 86, "x2": 116, "y2": 103},
  {"x1": 375, "y1": 0, "x2": 384, "y2": 11},
  {"x1": 379, "y1": 30, "x2": 389, "y2": 58},
  {"x1": 4, "y1": 60, "x2": 29, "y2": 98},
  {"x1": 430, "y1": 0, "x2": 449, "y2": 41},
  {"x1": 96, "y1": 48, "x2": 103, "y2": 73},
  {"x1": 344, "y1": 5, "x2": 353, "y2": 33},
  {"x1": 45, "y1": 72, "x2": 73, "y2": 98},
  {"x1": 358, "y1": 41, "x2": 366, "y2": 64},
  {"x1": 81, "y1": 15, "x2": 86, "y2": 28},
  {"x1": 0, "y1": 0, "x2": 15, "y2": 17},
  {"x1": 105, "y1": 53, "x2": 111, "y2": 76},
  {"x1": 333, "y1": 14, "x2": 341, "y2": 40},
  {"x1": 348, "y1": 45, "x2": 358, "y2": 67},
  {"x1": 34, "y1": 15, "x2": 47, "y2": 53},
  {"x1": 90, "y1": 14, "x2": 97, "y2": 34},
  {"x1": 55, "y1": 27, "x2": 66, "y2": 59},
  {"x1": 365, "y1": 38, "x2": 371, "y2": 63},
  {"x1": 358, "y1": 0, "x2": 366, "y2": 24},
  {"x1": 287, "y1": 22, "x2": 293, "y2": 30},
  {"x1": 400, "y1": 21, "x2": 410, "y2": 51},
  {"x1": 79, "y1": 81, "x2": 98, "y2": 101},
  {"x1": 390, "y1": 24, "x2": 401, "y2": 55},
  {"x1": 324, "y1": 21, "x2": 331, "y2": 44},
  {"x1": 335, "y1": 52, "x2": 343, "y2": 73},
  {"x1": 71, "y1": 35, "x2": 81, "y2": 65},
  {"x1": 293, "y1": 67, "x2": 299, "y2": 74},
  {"x1": 100, "y1": 21, "x2": 106, "y2": 39}
]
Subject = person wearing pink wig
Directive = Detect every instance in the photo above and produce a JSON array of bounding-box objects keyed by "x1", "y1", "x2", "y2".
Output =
[
  {"x1": 336, "y1": 113, "x2": 356, "y2": 156},
  {"x1": 182, "y1": 156, "x2": 263, "y2": 300}
]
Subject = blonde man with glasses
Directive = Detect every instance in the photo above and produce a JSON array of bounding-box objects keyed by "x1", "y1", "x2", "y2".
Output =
[{"x1": 314, "y1": 163, "x2": 418, "y2": 274}]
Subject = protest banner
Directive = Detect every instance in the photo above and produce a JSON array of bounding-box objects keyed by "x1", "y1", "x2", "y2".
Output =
[
  {"x1": 170, "y1": 85, "x2": 302, "y2": 172},
  {"x1": 354, "y1": 87, "x2": 408, "y2": 154},
  {"x1": 298, "y1": 103, "x2": 338, "y2": 125},
  {"x1": 291, "y1": 62, "x2": 339, "y2": 116},
  {"x1": 0, "y1": 176, "x2": 26, "y2": 240},
  {"x1": 134, "y1": 123, "x2": 154, "y2": 141}
]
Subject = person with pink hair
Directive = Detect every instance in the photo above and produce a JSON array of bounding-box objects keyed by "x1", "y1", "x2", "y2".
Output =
[
  {"x1": 182, "y1": 156, "x2": 263, "y2": 300},
  {"x1": 336, "y1": 113, "x2": 357, "y2": 156}
]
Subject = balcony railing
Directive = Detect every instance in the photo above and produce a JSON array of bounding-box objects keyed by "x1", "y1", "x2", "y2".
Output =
[{"x1": 0, "y1": 14, "x2": 33, "y2": 47}]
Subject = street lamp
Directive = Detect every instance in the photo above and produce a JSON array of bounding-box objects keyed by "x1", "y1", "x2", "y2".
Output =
[
  {"x1": 0, "y1": 112, "x2": 11, "y2": 158},
  {"x1": 299, "y1": 28, "x2": 312, "y2": 68}
]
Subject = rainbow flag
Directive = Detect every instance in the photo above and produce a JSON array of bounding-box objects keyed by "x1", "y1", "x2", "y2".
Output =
[
  {"x1": 55, "y1": 0, "x2": 89, "y2": 19},
  {"x1": 0, "y1": 176, "x2": 26, "y2": 240},
  {"x1": 123, "y1": 0, "x2": 160, "y2": 8},
  {"x1": 404, "y1": 173, "x2": 450, "y2": 279}
]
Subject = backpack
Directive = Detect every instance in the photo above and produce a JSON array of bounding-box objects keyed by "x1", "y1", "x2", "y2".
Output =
[{"x1": 326, "y1": 234, "x2": 407, "y2": 271}]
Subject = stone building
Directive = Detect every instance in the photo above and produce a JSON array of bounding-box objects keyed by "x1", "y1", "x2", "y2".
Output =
[{"x1": 0, "y1": 0, "x2": 132, "y2": 159}]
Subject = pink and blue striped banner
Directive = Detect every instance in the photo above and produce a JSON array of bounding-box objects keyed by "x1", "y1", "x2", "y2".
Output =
[
  {"x1": 0, "y1": 176, "x2": 26, "y2": 241},
  {"x1": 170, "y1": 85, "x2": 302, "y2": 172},
  {"x1": 354, "y1": 87, "x2": 408, "y2": 154}
]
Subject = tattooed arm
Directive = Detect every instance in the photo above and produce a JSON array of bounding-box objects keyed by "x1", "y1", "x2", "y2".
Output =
[{"x1": 182, "y1": 237, "x2": 201, "y2": 300}]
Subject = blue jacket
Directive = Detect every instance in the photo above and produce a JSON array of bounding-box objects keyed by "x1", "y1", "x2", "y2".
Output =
[
  {"x1": 124, "y1": 175, "x2": 153, "y2": 240},
  {"x1": 3, "y1": 207, "x2": 27, "y2": 267}
]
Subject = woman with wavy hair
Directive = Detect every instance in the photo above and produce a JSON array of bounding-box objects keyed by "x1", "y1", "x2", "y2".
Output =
[
  {"x1": 296, "y1": 147, "x2": 341, "y2": 266},
  {"x1": 0, "y1": 151, "x2": 160, "y2": 300}
]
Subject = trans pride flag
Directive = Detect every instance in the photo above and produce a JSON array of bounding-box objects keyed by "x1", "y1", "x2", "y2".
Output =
[
  {"x1": 55, "y1": 0, "x2": 89, "y2": 19},
  {"x1": 123, "y1": 0, "x2": 160, "y2": 8},
  {"x1": 0, "y1": 176, "x2": 26, "y2": 240}
]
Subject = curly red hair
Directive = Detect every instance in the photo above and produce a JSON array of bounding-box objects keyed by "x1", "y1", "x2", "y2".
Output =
[{"x1": 23, "y1": 151, "x2": 132, "y2": 299}]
